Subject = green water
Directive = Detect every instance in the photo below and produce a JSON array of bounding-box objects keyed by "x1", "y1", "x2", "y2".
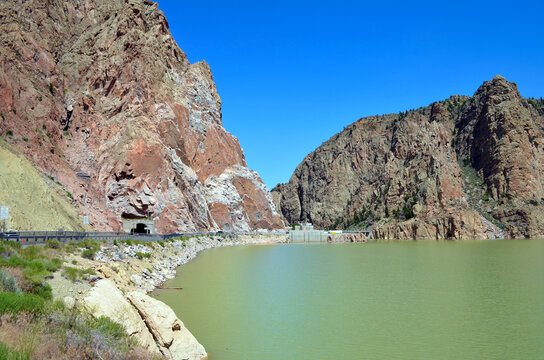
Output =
[{"x1": 153, "y1": 240, "x2": 544, "y2": 359}]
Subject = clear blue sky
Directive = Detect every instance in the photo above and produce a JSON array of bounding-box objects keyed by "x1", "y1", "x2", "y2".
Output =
[{"x1": 156, "y1": 0, "x2": 544, "y2": 189}]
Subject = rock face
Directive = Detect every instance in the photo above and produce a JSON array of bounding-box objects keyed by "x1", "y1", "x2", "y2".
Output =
[
  {"x1": 0, "y1": 0, "x2": 283, "y2": 232},
  {"x1": 84, "y1": 279, "x2": 207, "y2": 360},
  {"x1": 128, "y1": 291, "x2": 207, "y2": 360},
  {"x1": 273, "y1": 76, "x2": 544, "y2": 239},
  {"x1": 83, "y1": 279, "x2": 158, "y2": 354}
]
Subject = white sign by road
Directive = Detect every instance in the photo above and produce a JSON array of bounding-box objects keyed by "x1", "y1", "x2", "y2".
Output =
[
  {"x1": 0, "y1": 206, "x2": 8, "y2": 220},
  {"x1": 83, "y1": 216, "x2": 89, "y2": 225}
]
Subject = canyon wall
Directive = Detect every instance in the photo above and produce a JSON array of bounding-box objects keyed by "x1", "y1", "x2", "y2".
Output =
[
  {"x1": 273, "y1": 76, "x2": 544, "y2": 239},
  {"x1": 0, "y1": 0, "x2": 283, "y2": 232}
]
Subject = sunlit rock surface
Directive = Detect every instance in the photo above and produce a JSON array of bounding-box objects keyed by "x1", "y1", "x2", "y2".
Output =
[{"x1": 0, "y1": 0, "x2": 283, "y2": 232}]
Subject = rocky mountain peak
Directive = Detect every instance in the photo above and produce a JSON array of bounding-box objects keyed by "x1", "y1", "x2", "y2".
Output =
[{"x1": 273, "y1": 76, "x2": 544, "y2": 239}]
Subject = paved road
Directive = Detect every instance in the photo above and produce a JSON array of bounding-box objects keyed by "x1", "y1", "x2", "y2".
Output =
[{"x1": 0, "y1": 230, "x2": 288, "y2": 244}]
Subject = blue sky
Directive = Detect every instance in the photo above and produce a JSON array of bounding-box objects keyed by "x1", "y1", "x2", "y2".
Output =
[{"x1": 156, "y1": 0, "x2": 544, "y2": 189}]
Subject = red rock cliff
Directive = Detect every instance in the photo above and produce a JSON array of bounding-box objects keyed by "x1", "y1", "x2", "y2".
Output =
[{"x1": 0, "y1": 0, "x2": 283, "y2": 232}]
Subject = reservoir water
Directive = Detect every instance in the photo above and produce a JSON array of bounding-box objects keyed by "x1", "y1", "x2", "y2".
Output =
[{"x1": 153, "y1": 240, "x2": 544, "y2": 359}]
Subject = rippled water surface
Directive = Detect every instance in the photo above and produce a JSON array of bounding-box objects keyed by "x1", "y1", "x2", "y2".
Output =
[{"x1": 153, "y1": 240, "x2": 544, "y2": 359}]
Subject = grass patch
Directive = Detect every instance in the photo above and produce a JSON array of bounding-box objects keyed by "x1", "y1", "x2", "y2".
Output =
[
  {"x1": 0, "y1": 341, "x2": 29, "y2": 360},
  {"x1": 92, "y1": 316, "x2": 126, "y2": 339},
  {"x1": 0, "y1": 292, "x2": 45, "y2": 315},
  {"x1": 62, "y1": 266, "x2": 96, "y2": 282}
]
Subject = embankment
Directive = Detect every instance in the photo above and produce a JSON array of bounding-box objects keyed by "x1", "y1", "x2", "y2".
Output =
[{"x1": 0, "y1": 140, "x2": 86, "y2": 231}]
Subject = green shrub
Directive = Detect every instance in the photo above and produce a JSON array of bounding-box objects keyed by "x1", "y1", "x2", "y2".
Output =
[
  {"x1": 529, "y1": 199, "x2": 539, "y2": 206},
  {"x1": 22, "y1": 267, "x2": 50, "y2": 287},
  {"x1": 46, "y1": 239, "x2": 61, "y2": 249},
  {"x1": 20, "y1": 246, "x2": 42, "y2": 261},
  {"x1": 71, "y1": 260, "x2": 77, "y2": 265},
  {"x1": 0, "y1": 292, "x2": 45, "y2": 315},
  {"x1": 82, "y1": 268, "x2": 96, "y2": 276},
  {"x1": 6, "y1": 130, "x2": 13, "y2": 136},
  {"x1": 0, "y1": 270, "x2": 20, "y2": 293},
  {"x1": 62, "y1": 266, "x2": 79, "y2": 282},
  {"x1": 81, "y1": 239, "x2": 100, "y2": 251},
  {"x1": 157, "y1": 241, "x2": 165, "y2": 248},
  {"x1": 81, "y1": 249, "x2": 95, "y2": 260},
  {"x1": 17, "y1": 258, "x2": 59, "y2": 274},
  {"x1": 63, "y1": 266, "x2": 96, "y2": 282},
  {"x1": 135, "y1": 252, "x2": 151, "y2": 260},
  {"x1": 1, "y1": 240, "x2": 21, "y2": 251},
  {"x1": 122, "y1": 239, "x2": 133, "y2": 246},
  {"x1": 145, "y1": 242, "x2": 155, "y2": 249},
  {"x1": 51, "y1": 258, "x2": 63, "y2": 267},
  {"x1": 402, "y1": 203, "x2": 414, "y2": 220},
  {"x1": 113, "y1": 240, "x2": 119, "y2": 247},
  {"x1": 64, "y1": 240, "x2": 78, "y2": 254},
  {"x1": 35, "y1": 283, "x2": 52, "y2": 300}
]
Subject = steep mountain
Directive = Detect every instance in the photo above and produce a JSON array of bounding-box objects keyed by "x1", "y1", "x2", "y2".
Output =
[
  {"x1": 0, "y1": 0, "x2": 283, "y2": 232},
  {"x1": 272, "y1": 76, "x2": 544, "y2": 239}
]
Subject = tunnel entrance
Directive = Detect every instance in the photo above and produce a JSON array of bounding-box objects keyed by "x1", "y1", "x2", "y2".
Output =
[
  {"x1": 133, "y1": 223, "x2": 149, "y2": 234},
  {"x1": 122, "y1": 218, "x2": 156, "y2": 234}
]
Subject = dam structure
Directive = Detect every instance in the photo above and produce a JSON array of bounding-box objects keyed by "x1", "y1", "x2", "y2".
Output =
[{"x1": 289, "y1": 223, "x2": 371, "y2": 243}]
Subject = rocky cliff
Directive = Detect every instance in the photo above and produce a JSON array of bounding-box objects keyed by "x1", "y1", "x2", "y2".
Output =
[
  {"x1": 272, "y1": 76, "x2": 544, "y2": 239},
  {"x1": 0, "y1": 0, "x2": 283, "y2": 232}
]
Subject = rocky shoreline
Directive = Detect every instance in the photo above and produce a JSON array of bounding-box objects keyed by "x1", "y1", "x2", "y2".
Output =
[
  {"x1": 48, "y1": 234, "x2": 288, "y2": 359},
  {"x1": 95, "y1": 234, "x2": 288, "y2": 293}
]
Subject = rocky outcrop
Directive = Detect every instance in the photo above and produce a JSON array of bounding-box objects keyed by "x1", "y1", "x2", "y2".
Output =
[
  {"x1": 0, "y1": 0, "x2": 282, "y2": 232},
  {"x1": 84, "y1": 279, "x2": 207, "y2": 360},
  {"x1": 328, "y1": 232, "x2": 367, "y2": 242},
  {"x1": 273, "y1": 76, "x2": 544, "y2": 239},
  {"x1": 83, "y1": 279, "x2": 158, "y2": 354},
  {"x1": 128, "y1": 291, "x2": 207, "y2": 360}
]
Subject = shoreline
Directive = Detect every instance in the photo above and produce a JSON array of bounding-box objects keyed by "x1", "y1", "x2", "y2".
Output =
[
  {"x1": 49, "y1": 234, "x2": 289, "y2": 304},
  {"x1": 47, "y1": 234, "x2": 288, "y2": 360}
]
